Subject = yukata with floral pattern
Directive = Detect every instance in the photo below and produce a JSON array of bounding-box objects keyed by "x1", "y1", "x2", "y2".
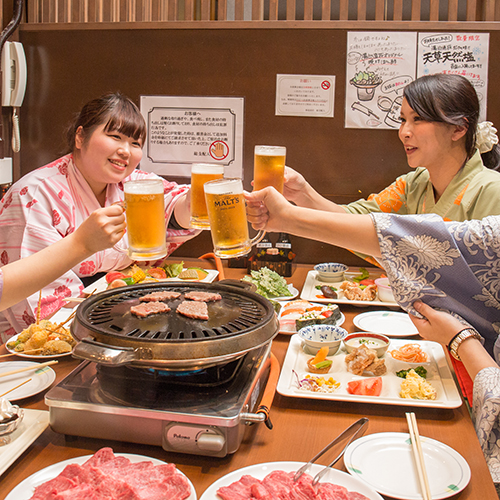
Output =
[
  {"x1": 0, "y1": 154, "x2": 197, "y2": 342},
  {"x1": 371, "y1": 212, "x2": 500, "y2": 482}
]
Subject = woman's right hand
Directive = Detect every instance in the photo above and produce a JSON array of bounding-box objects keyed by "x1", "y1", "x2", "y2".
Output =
[
  {"x1": 76, "y1": 205, "x2": 126, "y2": 254},
  {"x1": 245, "y1": 187, "x2": 294, "y2": 233},
  {"x1": 283, "y1": 166, "x2": 308, "y2": 203}
]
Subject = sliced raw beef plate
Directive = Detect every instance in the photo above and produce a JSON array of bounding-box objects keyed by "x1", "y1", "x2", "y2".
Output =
[
  {"x1": 29, "y1": 447, "x2": 191, "y2": 500},
  {"x1": 216, "y1": 470, "x2": 370, "y2": 500},
  {"x1": 140, "y1": 291, "x2": 181, "y2": 302},
  {"x1": 130, "y1": 301, "x2": 171, "y2": 317},
  {"x1": 176, "y1": 300, "x2": 209, "y2": 320},
  {"x1": 184, "y1": 291, "x2": 222, "y2": 302}
]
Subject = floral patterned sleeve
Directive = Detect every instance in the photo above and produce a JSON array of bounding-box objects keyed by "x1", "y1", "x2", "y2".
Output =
[{"x1": 473, "y1": 367, "x2": 500, "y2": 482}]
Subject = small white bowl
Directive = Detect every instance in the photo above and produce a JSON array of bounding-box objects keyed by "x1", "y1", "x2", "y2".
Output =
[
  {"x1": 375, "y1": 277, "x2": 396, "y2": 303},
  {"x1": 314, "y1": 263, "x2": 348, "y2": 282},
  {"x1": 343, "y1": 332, "x2": 390, "y2": 357},
  {"x1": 298, "y1": 324, "x2": 348, "y2": 355}
]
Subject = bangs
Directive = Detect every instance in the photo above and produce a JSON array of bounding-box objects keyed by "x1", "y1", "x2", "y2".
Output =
[{"x1": 103, "y1": 102, "x2": 147, "y2": 145}]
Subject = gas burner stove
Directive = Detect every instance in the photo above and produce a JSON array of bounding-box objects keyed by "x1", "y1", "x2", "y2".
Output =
[{"x1": 45, "y1": 343, "x2": 272, "y2": 457}]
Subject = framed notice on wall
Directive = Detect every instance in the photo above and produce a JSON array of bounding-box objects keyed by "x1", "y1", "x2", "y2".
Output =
[{"x1": 140, "y1": 95, "x2": 244, "y2": 179}]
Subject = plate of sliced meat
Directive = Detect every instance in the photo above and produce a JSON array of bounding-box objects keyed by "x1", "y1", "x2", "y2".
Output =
[
  {"x1": 5, "y1": 447, "x2": 196, "y2": 500},
  {"x1": 199, "y1": 461, "x2": 382, "y2": 500}
]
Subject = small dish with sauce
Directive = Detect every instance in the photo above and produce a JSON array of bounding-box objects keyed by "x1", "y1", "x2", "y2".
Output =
[
  {"x1": 298, "y1": 324, "x2": 348, "y2": 355},
  {"x1": 314, "y1": 263, "x2": 348, "y2": 282},
  {"x1": 343, "y1": 332, "x2": 390, "y2": 357}
]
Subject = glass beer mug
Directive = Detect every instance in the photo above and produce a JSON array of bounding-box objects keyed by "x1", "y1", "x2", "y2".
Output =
[
  {"x1": 203, "y1": 178, "x2": 264, "y2": 258},
  {"x1": 190, "y1": 163, "x2": 224, "y2": 229},
  {"x1": 116, "y1": 179, "x2": 168, "y2": 261},
  {"x1": 253, "y1": 145, "x2": 286, "y2": 193}
]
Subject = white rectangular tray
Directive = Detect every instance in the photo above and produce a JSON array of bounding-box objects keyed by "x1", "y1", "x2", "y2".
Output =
[
  {"x1": 277, "y1": 335, "x2": 462, "y2": 408},
  {"x1": 300, "y1": 270, "x2": 400, "y2": 308},
  {"x1": 0, "y1": 409, "x2": 49, "y2": 476},
  {"x1": 83, "y1": 268, "x2": 219, "y2": 295}
]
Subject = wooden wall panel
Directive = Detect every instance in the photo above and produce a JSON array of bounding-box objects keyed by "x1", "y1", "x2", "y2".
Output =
[{"x1": 18, "y1": 28, "x2": 500, "y2": 265}]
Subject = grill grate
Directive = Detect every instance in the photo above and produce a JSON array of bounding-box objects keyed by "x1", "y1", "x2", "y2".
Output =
[{"x1": 73, "y1": 282, "x2": 272, "y2": 343}]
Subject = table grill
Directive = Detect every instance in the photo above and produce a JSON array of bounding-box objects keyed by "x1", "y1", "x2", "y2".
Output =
[
  {"x1": 70, "y1": 280, "x2": 278, "y2": 370},
  {"x1": 46, "y1": 280, "x2": 280, "y2": 457}
]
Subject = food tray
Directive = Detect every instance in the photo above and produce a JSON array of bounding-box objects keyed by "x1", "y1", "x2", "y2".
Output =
[
  {"x1": 277, "y1": 335, "x2": 462, "y2": 408},
  {"x1": 82, "y1": 268, "x2": 219, "y2": 294},
  {"x1": 300, "y1": 270, "x2": 400, "y2": 308},
  {"x1": 0, "y1": 409, "x2": 49, "y2": 477}
]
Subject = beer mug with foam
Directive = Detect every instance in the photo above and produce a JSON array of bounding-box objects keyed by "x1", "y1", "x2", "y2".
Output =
[
  {"x1": 120, "y1": 179, "x2": 167, "y2": 260},
  {"x1": 204, "y1": 178, "x2": 264, "y2": 258},
  {"x1": 190, "y1": 163, "x2": 224, "y2": 229},
  {"x1": 253, "y1": 145, "x2": 286, "y2": 193}
]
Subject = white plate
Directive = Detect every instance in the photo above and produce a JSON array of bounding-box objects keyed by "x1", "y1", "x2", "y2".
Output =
[
  {"x1": 273, "y1": 284, "x2": 299, "y2": 301},
  {"x1": 278, "y1": 301, "x2": 345, "y2": 335},
  {"x1": 0, "y1": 409, "x2": 49, "y2": 477},
  {"x1": 5, "y1": 453, "x2": 197, "y2": 500},
  {"x1": 199, "y1": 461, "x2": 382, "y2": 500},
  {"x1": 276, "y1": 335, "x2": 462, "y2": 408},
  {"x1": 344, "y1": 432, "x2": 470, "y2": 499},
  {"x1": 300, "y1": 270, "x2": 401, "y2": 308},
  {"x1": 353, "y1": 311, "x2": 418, "y2": 337},
  {"x1": 0, "y1": 362, "x2": 56, "y2": 401},
  {"x1": 83, "y1": 268, "x2": 219, "y2": 294}
]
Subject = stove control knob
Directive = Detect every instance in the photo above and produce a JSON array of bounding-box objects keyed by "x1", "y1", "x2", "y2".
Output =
[{"x1": 197, "y1": 431, "x2": 225, "y2": 452}]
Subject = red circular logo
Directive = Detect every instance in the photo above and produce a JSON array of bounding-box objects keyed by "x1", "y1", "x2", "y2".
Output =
[{"x1": 209, "y1": 141, "x2": 229, "y2": 160}]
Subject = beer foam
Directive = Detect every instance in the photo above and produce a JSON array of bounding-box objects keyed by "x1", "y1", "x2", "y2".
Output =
[
  {"x1": 254, "y1": 145, "x2": 286, "y2": 156},
  {"x1": 124, "y1": 179, "x2": 164, "y2": 194},
  {"x1": 203, "y1": 178, "x2": 243, "y2": 195},
  {"x1": 191, "y1": 163, "x2": 225, "y2": 175}
]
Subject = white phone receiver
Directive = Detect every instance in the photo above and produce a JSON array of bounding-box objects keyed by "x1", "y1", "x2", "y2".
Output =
[{"x1": 1, "y1": 41, "x2": 27, "y2": 107}]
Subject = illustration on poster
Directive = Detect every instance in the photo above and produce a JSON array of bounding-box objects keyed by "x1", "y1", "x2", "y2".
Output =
[{"x1": 210, "y1": 140, "x2": 229, "y2": 160}]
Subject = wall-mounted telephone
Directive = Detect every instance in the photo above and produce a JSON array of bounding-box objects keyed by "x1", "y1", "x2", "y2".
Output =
[
  {"x1": 1, "y1": 41, "x2": 27, "y2": 153},
  {"x1": 1, "y1": 41, "x2": 27, "y2": 107}
]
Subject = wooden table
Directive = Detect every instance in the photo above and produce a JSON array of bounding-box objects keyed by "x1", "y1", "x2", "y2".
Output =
[{"x1": 0, "y1": 259, "x2": 496, "y2": 499}]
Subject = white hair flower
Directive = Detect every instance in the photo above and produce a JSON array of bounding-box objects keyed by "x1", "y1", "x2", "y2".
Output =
[{"x1": 476, "y1": 121, "x2": 499, "y2": 153}]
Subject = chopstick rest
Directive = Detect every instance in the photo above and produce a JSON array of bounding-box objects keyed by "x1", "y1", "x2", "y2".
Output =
[
  {"x1": 0, "y1": 360, "x2": 58, "y2": 378},
  {"x1": 406, "y1": 412, "x2": 432, "y2": 500}
]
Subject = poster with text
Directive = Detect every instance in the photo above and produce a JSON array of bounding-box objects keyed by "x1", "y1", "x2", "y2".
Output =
[
  {"x1": 345, "y1": 32, "x2": 417, "y2": 129},
  {"x1": 417, "y1": 33, "x2": 489, "y2": 121},
  {"x1": 140, "y1": 96, "x2": 244, "y2": 178}
]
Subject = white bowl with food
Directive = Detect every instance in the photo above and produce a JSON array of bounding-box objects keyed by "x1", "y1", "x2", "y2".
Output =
[
  {"x1": 314, "y1": 263, "x2": 348, "y2": 282},
  {"x1": 343, "y1": 332, "x2": 390, "y2": 357},
  {"x1": 298, "y1": 324, "x2": 348, "y2": 355},
  {"x1": 374, "y1": 277, "x2": 396, "y2": 302}
]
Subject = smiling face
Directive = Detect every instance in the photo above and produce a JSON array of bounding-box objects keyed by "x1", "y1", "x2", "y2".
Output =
[
  {"x1": 74, "y1": 124, "x2": 143, "y2": 201},
  {"x1": 398, "y1": 98, "x2": 467, "y2": 172}
]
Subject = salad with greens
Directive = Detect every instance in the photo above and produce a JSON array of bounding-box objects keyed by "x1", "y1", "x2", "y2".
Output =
[{"x1": 243, "y1": 267, "x2": 292, "y2": 299}]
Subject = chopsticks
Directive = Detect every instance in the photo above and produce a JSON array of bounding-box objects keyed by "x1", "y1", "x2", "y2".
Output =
[
  {"x1": 0, "y1": 360, "x2": 58, "y2": 379},
  {"x1": 0, "y1": 378, "x2": 32, "y2": 397},
  {"x1": 406, "y1": 412, "x2": 432, "y2": 500},
  {"x1": 0, "y1": 348, "x2": 44, "y2": 358}
]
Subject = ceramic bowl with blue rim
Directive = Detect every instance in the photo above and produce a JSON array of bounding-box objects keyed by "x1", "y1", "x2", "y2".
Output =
[
  {"x1": 298, "y1": 324, "x2": 348, "y2": 355},
  {"x1": 314, "y1": 263, "x2": 348, "y2": 282}
]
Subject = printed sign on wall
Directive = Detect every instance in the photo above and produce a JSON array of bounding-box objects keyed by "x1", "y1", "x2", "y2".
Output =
[
  {"x1": 417, "y1": 33, "x2": 489, "y2": 121},
  {"x1": 345, "y1": 32, "x2": 417, "y2": 129},
  {"x1": 140, "y1": 96, "x2": 244, "y2": 178}
]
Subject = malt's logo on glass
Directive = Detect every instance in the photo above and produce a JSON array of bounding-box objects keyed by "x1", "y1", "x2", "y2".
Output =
[{"x1": 204, "y1": 178, "x2": 264, "y2": 259}]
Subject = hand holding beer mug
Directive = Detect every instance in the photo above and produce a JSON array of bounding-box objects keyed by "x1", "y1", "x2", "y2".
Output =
[
  {"x1": 253, "y1": 145, "x2": 286, "y2": 193},
  {"x1": 116, "y1": 179, "x2": 167, "y2": 260},
  {"x1": 190, "y1": 163, "x2": 224, "y2": 229},
  {"x1": 204, "y1": 178, "x2": 264, "y2": 258}
]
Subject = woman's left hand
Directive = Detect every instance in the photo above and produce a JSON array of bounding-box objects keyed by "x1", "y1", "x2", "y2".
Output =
[{"x1": 410, "y1": 301, "x2": 465, "y2": 346}]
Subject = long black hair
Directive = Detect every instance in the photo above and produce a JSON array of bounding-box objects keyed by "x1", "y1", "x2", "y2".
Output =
[
  {"x1": 403, "y1": 74, "x2": 500, "y2": 170},
  {"x1": 65, "y1": 92, "x2": 147, "y2": 153}
]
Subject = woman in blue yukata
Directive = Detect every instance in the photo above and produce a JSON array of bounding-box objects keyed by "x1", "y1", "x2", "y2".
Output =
[{"x1": 244, "y1": 124, "x2": 500, "y2": 487}]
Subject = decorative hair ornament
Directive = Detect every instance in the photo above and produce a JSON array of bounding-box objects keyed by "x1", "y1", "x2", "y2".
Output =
[{"x1": 476, "y1": 121, "x2": 499, "y2": 153}]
